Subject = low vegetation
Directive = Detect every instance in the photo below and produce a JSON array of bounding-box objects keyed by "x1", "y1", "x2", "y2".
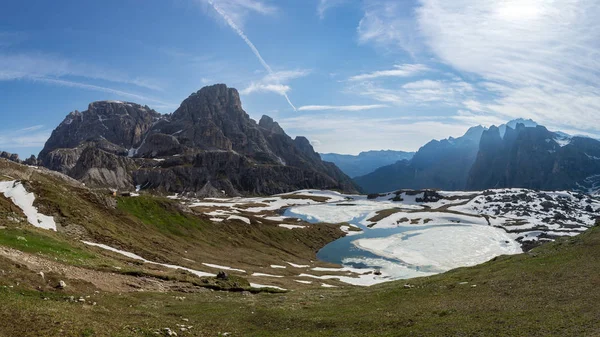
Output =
[{"x1": 1, "y1": 225, "x2": 600, "y2": 336}]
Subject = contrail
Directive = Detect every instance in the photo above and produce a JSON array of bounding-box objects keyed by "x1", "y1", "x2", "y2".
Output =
[{"x1": 206, "y1": 0, "x2": 297, "y2": 111}]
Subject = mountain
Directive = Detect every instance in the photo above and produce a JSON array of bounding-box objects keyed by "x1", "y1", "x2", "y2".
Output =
[
  {"x1": 499, "y1": 118, "x2": 538, "y2": 137},
  {"x1": 467, "y1": 123, "x2": 600, "y2": 192},
  {"x1": 38, "y1": 84, "x2": 358, "y2": 196},
  {"x1": 354, "y1": 118, "x2": 600, "y2": 194},
  {"x1": 320, "y1": 150, "x2": 415, "y2": 178},
  {"x1": 354, "y1": 126, "x2": 485, "y2": 193}
]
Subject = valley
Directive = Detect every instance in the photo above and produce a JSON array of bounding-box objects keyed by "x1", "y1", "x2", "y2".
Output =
[{"x1": 2, "y1": 157, "x2": 600, "y2": 336}]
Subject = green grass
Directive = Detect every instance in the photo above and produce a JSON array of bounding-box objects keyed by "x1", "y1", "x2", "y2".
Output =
[
  {"x1": 117, "y1": 196, "x2": 207, "y2": 236},
  {"x1": 0, "y1": 228, "x2": 96, "y2": 264},
  {"x1": 2, "y1": 226, "x2": 600, "y2": 336}
]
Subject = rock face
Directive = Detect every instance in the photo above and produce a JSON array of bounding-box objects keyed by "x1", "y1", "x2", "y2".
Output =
[
  {"x1": 354, "y1": 120, "x2": 600, "y2": 194},
  {"x1": 467, "y1": 124, "x2": 600, "y2": 191},
  {"x1": 354, "y1": 126, "x2": 484, "y2": 193},
  {"x1": 320, "y1": 150, "x2": 415, "y2": 178},
  {"x1": 39, "y1": 84, "x2": 358, "y2": 195}
]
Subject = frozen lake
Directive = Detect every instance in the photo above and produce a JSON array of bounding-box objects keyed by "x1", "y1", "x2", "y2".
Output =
[{"x1": 284, "y1": 201, "x2": 522, "y2": 281}]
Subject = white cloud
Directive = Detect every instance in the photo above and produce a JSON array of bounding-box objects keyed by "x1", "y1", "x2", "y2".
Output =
[
  {"x1": 279, "y1": 115, "x2": 470, "y2": 154},
  {"x1": 264, "y1": 69, "x2": 311, "y2": 83},
  {"x1": 318, "y1": 0, "x2": 346, "y2": 19},
  {"x1": 200, "y1": 0, "x2": 276, "y2": 28},
  {"x1": 349, "y1": 78, "x2": 475, "y2": 107},
  {"x1": 202, "y1": 0, "x2": 297, "y2": 110},
  {"x1": 416, "y1": 0, "x2": 600, "y2": 134},
  {"x1": 297, "y1": 104, "x2": 388, "y2": 111},
  {"x1": 401, "y1": 79, "x2": 474, "y2": 103},
  {"x1": 32, "y1": 77, "x2": 173, "y2": 107},
  {"x1": 357, "y1": 1, "x2": 422, "y2": 56},
  {"x1": 349, "y1": 64, "x2": 429, "y2": 81},
  {"x1": 241, "y1": 69, "x2": 310, "y2": 107},
  {"x1": 0, "y1": 125, "x2": 51, "y2": 149},
  {"x1": 241, "y1": 82, "x2": 290, "y2": 95},
  {"x1": 0, "y1": 53, "x2": 163, "y2": 91}
]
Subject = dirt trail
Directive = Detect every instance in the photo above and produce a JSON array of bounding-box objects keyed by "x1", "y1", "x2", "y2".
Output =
[{"x1": 0, "y1": 246, "x2": 184, "y2": 293}]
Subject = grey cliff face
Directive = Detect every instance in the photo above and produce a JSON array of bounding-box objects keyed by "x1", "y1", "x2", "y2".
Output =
[{"x1": 38, "y1": 84, "x2": 359, "y2": 195}]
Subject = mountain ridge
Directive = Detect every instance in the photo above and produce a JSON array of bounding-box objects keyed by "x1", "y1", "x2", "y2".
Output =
[
  {"x1": 37, "y1": 84, "x2": 359, "y2": 196},
  {"x1": 320, "y1": 150, "x2": 415, "y2": 178},
  {"x1": 354, "y1": 120, "x2": 600, "y2": 194}
]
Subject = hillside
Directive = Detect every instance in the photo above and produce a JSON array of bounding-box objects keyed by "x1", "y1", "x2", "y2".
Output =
[{"x1": 1, "y1": 158, "x2": 600, "y2": 335}]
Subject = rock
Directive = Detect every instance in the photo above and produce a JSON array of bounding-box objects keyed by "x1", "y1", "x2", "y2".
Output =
[
  {"x1": 355, "y1": 126, "x2": 484, "y2": 193},
  {"x1": 162, "y1": 328, "x2": 177, "y2": 336},
  {"x1": 57, "y1": 280, "x2": 67, "y2": 289},
  {"x1": 38, "y1": 84, "x2": 359, "y2": 196},
  {"x1": 39, "y1": 271, "x2": 45, "y2": 280},
  {"x1": 468, "y1": 124, "x2": 600, "y2": 191},
  {"x1": 216, "y1": 271, "x2": 228, "y2": 280}
]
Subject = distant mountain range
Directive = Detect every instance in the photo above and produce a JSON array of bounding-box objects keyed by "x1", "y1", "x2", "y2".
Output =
[
  {"x1": 355, "y1": 120, "x2": 600, "y2": 194},
  {"x1": 354, "y1": 126, "x2": 484, "y2": 193},
  {"x1": 36, "y1": 84, "x2": 358, "y2": 196},
  {"x1": 320, "y1": 150, "x2": 414, "y2": 178}
]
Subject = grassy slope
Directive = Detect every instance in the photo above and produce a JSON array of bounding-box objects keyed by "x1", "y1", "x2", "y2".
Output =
[
  {"x1": 0, "y1": 226, "x2": 599, "y2": 336},
  {"x1": 2, "y1": 159, "x2": 600, "y2": 336}
]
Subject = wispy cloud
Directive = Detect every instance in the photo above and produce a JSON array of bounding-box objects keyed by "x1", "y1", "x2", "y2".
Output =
[
  {"x1": 349, "y1": 64, "x2": 429, "y2": 81},
  {"x1": 317, "y1": 0, "x2": 347, "y2": 19},
  {"x1": 357, "y1": 1, "x2": 422, "y2": 56},
  {"x1": 349, "y1": 78, "x2": 475, "y2": 106},
  {"x1": 201, "y1": 0, "x2": 277, "y2": 28},
  {"x1": 241, "y1": 83, "x2": 290, "y2": 96},
  {"x1": 280, "y1": 115, "x2": 470, "y2": 154},
  {"x1": 32, "y1": 77, "x2": 174, "y2": 107},
  {"x1": 17, "y1": 125, "x2": 45, "y2": 132},
  {"x1": 241, "y1": 69, "x2": 310, "y2": 98},
  {"x1": 203, "y1": 0, "x2": 298, "y2": 110},
  {"x1": 0, "y1": 125, "x2": 51, "y2": 150},
  {"x1": 297, "y1": 104, "x2": 388, "y2": 111},
  {"x1": 0, "y1": 52, "x2": 163, "y2": 91},
  {"x1": 415, "y1": 0, "x2": 600, "y2": 133}
]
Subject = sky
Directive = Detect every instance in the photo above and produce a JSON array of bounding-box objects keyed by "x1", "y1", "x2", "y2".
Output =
[{"x1": 1, "y1": 0, "x2": 600, "y2": 158}]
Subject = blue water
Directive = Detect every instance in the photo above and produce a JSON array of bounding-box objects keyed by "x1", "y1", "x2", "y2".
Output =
[{"x1": 283, "y1": 206, "x2": 462, "y2": 270}]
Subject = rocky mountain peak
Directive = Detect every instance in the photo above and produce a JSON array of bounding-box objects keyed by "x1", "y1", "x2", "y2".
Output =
[
  {"x1": 38, "y1": 101, "x2": 162, "y2": 170},
  {"x1": 172, "y1": 84, "x2": 244, "y2": 122},
  {"x1": 259, "y1": 115, "x2": 285, "y2": 135},
  {"x1": 38, "y1": 84, "x2": 359, "y2": 195}
]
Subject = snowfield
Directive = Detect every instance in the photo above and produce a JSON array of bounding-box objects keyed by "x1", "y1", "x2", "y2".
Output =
[{"x1": 176, "y1": 187, "x2": 600, "y2": 286}]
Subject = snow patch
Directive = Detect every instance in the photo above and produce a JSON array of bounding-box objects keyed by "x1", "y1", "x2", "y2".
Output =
[
  {"x1": 249, "y1": 283, "x2": 286, "y2": 291},
  {"x1": 0, "y1": 181, "x2": 57, "y2": 231},
  {"x1": 278, "y1": 224, "x2": 306, "y2": 229},
  {"x1": 226, "y1": 215, "x2": 251, "y2": 224},
  {"x1": 82, "y1": 241, "x2": 214, "y2": 277},
  {"x1": 252, "y1": 272, "x2": 284, "y2": 278},
  {"x1": 202, "y1": 263, "x2": 246, "y2": 273}
]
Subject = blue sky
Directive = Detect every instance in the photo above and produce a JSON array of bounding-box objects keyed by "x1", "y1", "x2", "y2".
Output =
[{"x1": 1, "y1": 0, "x2": 600, "y2": 158}]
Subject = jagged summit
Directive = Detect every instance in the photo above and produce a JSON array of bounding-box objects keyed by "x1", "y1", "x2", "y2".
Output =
[
  {"x1": 259, "y1": 115, "x2": 285, "y2": 135},
  {"x1": 37, "y1": 84, "x2": 358, "y2": 196}
]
